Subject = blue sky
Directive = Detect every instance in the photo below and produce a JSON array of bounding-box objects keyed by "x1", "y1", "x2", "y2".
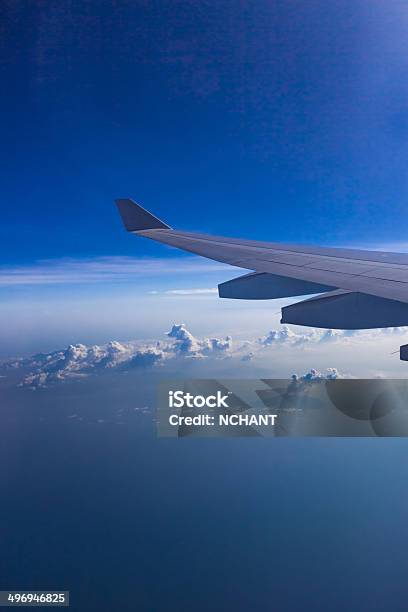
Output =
[
  {"x1": 2, "y1": 0, "x2": 408, "y2": 265},
  {"x1": 2, "y1": 1, "x2": 408, "y2": 361}
]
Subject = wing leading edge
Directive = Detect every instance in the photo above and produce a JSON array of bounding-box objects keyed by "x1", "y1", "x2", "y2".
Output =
[{"x1": 115, "y1": 199, "x2": 408, "y2": 332}]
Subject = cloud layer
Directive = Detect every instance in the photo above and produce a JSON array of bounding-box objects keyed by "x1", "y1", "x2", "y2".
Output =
[
  {"x1": 3, "y1": 321, "x2": 406, "y2": 388},
  {"x1": 3, "y1": 324, "x2": 236, "y2": 388},
  {"x1": 0, "y1": 256, "x2": 231, "y2": 286}
]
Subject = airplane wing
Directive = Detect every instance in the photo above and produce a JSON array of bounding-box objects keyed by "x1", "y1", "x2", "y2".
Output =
[{"x1": 115, "y1": 198, "x2": 408, "y2": 332}]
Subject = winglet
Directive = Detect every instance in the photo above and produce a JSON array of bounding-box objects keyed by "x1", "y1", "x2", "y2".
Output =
[{"x1": 115, "y1": 199, "x2": 171, "y2": 231}]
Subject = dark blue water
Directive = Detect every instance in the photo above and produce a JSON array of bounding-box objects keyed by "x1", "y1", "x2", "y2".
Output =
[{"x1": 1, "y1": 373, "x2": 407, "y2": 611}]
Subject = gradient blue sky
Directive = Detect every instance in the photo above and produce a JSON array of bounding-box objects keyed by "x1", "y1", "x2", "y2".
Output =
[
  {"x1": 2, "y1": 1, "x2": 408, "y2": 361},
  {"x1": 2, "y1": 0, "x2": 408, "y2": 266}
]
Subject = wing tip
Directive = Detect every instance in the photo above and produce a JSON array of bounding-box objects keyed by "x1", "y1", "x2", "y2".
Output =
[{"x1": 115, "y1": 198, "x2": 171, "y2": 231}]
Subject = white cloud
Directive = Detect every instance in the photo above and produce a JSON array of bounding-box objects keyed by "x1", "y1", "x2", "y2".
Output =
[
  {"x1": 166, "y1": 323, "x2": 232, "y2": 356},
  {"x1": 5, "y1": 323, "x2": 234, "y2": 388},
  {"x1": 3, "y1": 320, "x2": 408, "y2": 388},
  {"x1": 166, "y1": 323, "x2": 202, "y2": 354},
  {"x1": 0, "y1": 256, "x2": 231, "y2": 287},
  {"x1": 292, "y1": 367, "x2": 343, "y2": 382},
  {"x1": 319, "y1": 329, "x2": 343, "y2": 343},
  {"x1": 258, "y1": 325, "x2": 315, "y2": 347},
  {"x1": 258, "y1": 325, "x2": 297, "y2": 346},
  {"x1": 164, "y1": 288, "x2": 218, "y2": 295},
  {"x1": 15, "y1": 340, "x2": 166, "y2": 388},
  {"x1": 128, "y1": 349, "x2": 164, "y2": 368}
]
